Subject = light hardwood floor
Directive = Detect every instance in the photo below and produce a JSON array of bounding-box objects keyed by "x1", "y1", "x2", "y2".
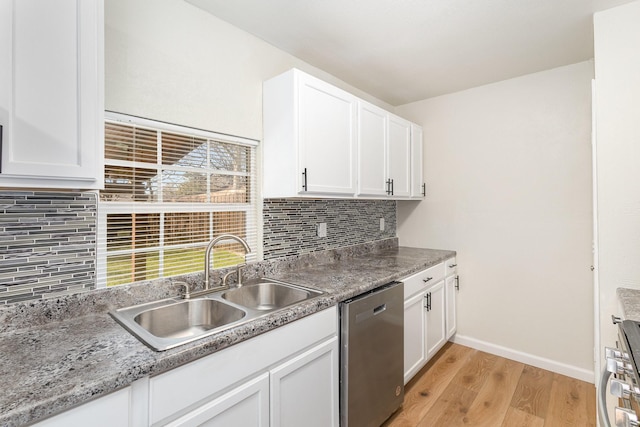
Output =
[{"x1": 383, "y1": 342, "x2": 596, "y2": 426}]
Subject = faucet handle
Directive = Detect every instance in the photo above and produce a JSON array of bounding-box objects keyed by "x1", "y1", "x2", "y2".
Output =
[
  {"x1": 176, "y1": 281, "x2": 191, "y2": 299},
  {"x1": 222, "y1": 263, "x2": 247, "y2": 287},
  {"x1": 236, "y1": 263, "x2": 247, "y2": 286}
]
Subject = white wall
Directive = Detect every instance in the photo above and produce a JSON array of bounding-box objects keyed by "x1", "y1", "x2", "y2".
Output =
[
  {"x1": 594, "y1": 0, "x2": 640, "y2": 361},
  {"x1": 105, "y1": 0, "x2": 392, "y2": 141},
  {"x1": 396, "y1": 61, "x2": 594, "y2": 380}
]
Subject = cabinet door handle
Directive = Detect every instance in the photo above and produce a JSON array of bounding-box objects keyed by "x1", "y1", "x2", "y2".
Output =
[
  {"x1": 302, "y1": 167, "x2": 308, "y2": 191},
  {"x1": 391, "y1": 178, "x2": 394, "y2": 195},
  {"x1": 455, "y1": 275, "x2": 460, "y2": 291},
  {"x1": 422, "y1": 277, "x2": 433, "y2": 283},
  {"x1": 386, "y1": 179, "x2": 392, "y2": 195},
  {"x1": 421, "y1": 182, "x2": 426, "y2": 196},
  {"x1": 449, "y1": 264, "x2": 457, "y2": 268},
  {"x1": 423, "y1": 292, "x2": 432, "y2": 311}
]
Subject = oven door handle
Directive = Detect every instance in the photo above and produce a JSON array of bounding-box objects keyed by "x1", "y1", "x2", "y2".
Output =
[{"x1": 599, "y1": 367, "x2": 613, "y2": 427}]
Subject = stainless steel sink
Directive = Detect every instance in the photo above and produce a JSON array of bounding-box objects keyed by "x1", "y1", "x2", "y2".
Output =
[
  {"x1": 221, "y1": 280, "x2": 323, "y2": 311},
  {"x1": 110, "y1": 278, "x2": 324, "y2": 351},
  {"x1": 134, "y1": 299, "x2": 246, "y2": 339},
  {"x1": 110, "y1": 298, "x2": 247, "y2": 351}
]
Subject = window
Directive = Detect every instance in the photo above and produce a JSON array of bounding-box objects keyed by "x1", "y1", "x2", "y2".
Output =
[{"x1": 97, "y1": 112, "x2": 259, "y2": 288}]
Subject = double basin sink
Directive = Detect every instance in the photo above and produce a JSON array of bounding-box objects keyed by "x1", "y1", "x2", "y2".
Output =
[{"x1": 110, "y1": 279, "x2": 324, "y2": 351}]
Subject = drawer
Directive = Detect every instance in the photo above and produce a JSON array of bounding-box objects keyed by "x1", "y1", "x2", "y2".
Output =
[
  {"x1": 403, "y1": 262, "x2": 445, "y2": 298},
  {"x1": 445, "y1": 257, "x2": 457, "y2": 276}
]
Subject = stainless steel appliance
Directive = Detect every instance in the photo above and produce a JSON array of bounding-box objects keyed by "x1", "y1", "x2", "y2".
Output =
[
  {"x1": 340, "y1": 281, "x2": 404, "y2": 427},
  {"x1": 600, "y1": 317, "x2": 640, "y2": 427}
]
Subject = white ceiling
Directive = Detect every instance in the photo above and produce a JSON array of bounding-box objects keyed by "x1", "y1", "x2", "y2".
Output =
[{"x1": 187, "y1": 0, "x2": 634, "y2": 106}]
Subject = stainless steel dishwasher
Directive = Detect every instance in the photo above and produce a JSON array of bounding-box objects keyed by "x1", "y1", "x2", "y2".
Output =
[{"x1": 340, "y1": 281, "x2": 404, "y2": 427}]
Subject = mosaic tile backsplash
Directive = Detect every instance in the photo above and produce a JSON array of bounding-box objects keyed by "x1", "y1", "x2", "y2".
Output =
[
  {"x1": 263, "y1": 199, "x2": 396, "y2": 260},
  {"x1": 0, "y1": 193, "x2": 395, "y2": 304},
  {"x1": 0, "y1": 191, "x2": 97, "y2": 305}
]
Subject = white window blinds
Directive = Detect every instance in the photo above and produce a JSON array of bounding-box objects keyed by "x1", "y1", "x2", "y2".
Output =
[{"x1": 97, "y1": 112, "x2": 258, "y2": 288}]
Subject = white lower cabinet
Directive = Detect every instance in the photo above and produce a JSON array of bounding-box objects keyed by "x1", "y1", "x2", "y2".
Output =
[
  {"x1": 166, "y1": 373, "x2": 270, "y2": 427},
  {"x1": 445, "y1": 257, "x2": 458, "y2": 339},
  {"x1": 403, "y1": 260, "x2": 457, "y2": 384},
  {"x1": 403, "y1": 288, "x2": 428, "y2": 383},
  {"x1": 425, "y1": 280, "x2": 446, "y2": 360},
  {"x1": 149, "y1": 307, "x2": 338, "y2": 427},
  {"x1": 445, "y1": 276, "x2": 458, "y2": 339},
  {"x1": 270, "y1": 338, "x2": 339, "y2": 427}
]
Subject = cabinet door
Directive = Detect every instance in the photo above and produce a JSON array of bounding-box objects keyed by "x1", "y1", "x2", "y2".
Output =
[
  {"x1": 425, "y1": 280, "x2": 446, "y2": 360},
  {"x1": 33, "y1": 387, "x2": 130, "y2": 427},
  {"x1": 446, "y1": 275, "x2": 458, "y2": 339},
  {"x1": 166, "y1": 373, "x2": 269, "y2": 427},
  {"x1": 388, "y1": 115, "x2": 412, "y2": 197},
  {"x1": 0, "y1": 0, "x2": 103, "y2": 189},
  {"x1": 404, "y1": 290, "x2": 428, "y2": 384},
  {"x1": 410, "y1": 124, "x2": 425, "y2": 198},
  {"x1": 357, "y1": 101, "x2": 388, "y2": 196},
  {"x1": 270, "y1": 337, "x2": 339, "y2": 427},
  {"x1": 298, "y1": 74, "x2": 357, "y2": 195}
]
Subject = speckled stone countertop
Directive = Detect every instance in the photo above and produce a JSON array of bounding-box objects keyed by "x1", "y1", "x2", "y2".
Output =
[
  {"x1": 617, "y1": 288, "x2": 640, "y2": 321},
  {"x1": 0, "y1": 240, "x2": 455, "y2": 426}
]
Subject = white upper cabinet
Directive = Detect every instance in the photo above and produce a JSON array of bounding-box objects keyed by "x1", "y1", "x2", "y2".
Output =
[
  {"x1": 410, "y1": 123, "x2": 425, "y2": 198},
  {"x1": 357, "y1": 101, "x2": 421, "y2": 199},
  {"x1": 263, "y1": 69, "x2": 357, "y2": 197},
  {"x1": 387, "y1": 114, "x2": 412, "y2": 198},
  {"x1": 357, "y1": 102, "x2": 388, "y2": 196},
  {"x1": 0, "y1": 0, "x2": 104, "y2": 189},
  {"x1": 264, "y1": 68, "x2": 423, "y2": 200}
]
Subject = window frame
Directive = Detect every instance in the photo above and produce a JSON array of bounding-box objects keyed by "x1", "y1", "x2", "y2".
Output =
[{"x1": 97, "y1": 111, "x2": 260, "y2": 288}]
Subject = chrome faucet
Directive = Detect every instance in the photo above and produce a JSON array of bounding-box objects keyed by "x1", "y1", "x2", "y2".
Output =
[
  {"x1": 204, "y1": 233, "x2": 251, "y2": 288},
  {"x1": 181, "y1": 234, "x2": 251, "y2": 299}
]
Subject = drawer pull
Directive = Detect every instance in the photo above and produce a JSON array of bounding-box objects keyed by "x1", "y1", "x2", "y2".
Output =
[
  {"x1": 449, "y1": 264, "x2": 457, "y2": 268},
  {"x1": 422, "y1": 277, "x2": 433, "y2": 283}
]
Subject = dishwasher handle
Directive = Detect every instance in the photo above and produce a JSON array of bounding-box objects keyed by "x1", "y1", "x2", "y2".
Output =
[
  {"x1": 355, "y1": 303, "x2": 387, "y2": 324},
  {"x1": 373, "y1": 303, "x2": 387, "y2": 315}
]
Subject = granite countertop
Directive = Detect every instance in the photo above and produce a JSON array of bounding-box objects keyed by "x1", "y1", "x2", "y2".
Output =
[
  {"x1": 0, "y1": 243, "x2": 455, "y2": 426},
  {"x1": 617, "y1": 288, "x2": 640, "y2": 321}
]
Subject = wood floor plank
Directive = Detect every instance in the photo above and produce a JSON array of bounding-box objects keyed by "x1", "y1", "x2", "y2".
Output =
[
  {"x1": 385, "y1": 344, "x2": 596, "y2": 427},
  {"x1": 543, "y1": 374, "x2": 595, "y2": 427},
  {"x1": 383, "y1": 343, "x2": 474, "y2": 427},
  {"x1": 415, "y1": 383, "x2": 477, "y2": 426},
  {"x1": 586, "y1": 382, "x2": 597, "y2": 427},
  {"x1": 510, "y1": 365, "x2": 554, "y2": 418},
  {"x1": 450, "y1": 348, "x2": 499, "y2": 393},
  {"x1": 459, "y1": 357, "x2": 525, "y2": 426},
  {"x1": 501, "y1": 407, "x2": 545, "y2": 427}
]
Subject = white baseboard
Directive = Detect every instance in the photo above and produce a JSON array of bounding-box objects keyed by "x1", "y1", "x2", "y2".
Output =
[{"x1": 451, "y1": 334, "x2": 594, "y2": 383}]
